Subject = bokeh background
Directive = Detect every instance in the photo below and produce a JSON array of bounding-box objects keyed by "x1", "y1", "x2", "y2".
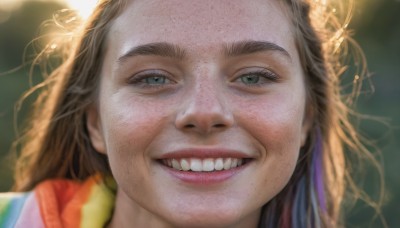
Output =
[{"x1": 1, "y1": 0, "x2": 399, "y2": 227}]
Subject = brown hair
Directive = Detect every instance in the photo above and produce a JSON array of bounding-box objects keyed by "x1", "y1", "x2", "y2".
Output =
[
  {"x1": 12, "y1": 0, "x2": 383, "y2": 227},
  {"x1": 13, "y1": 0, "x2": 126, "y2": 189}
]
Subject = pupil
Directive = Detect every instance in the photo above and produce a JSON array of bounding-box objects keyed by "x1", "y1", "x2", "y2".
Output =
[
  {"x1": 147, "y1": 76, "x2": 165, "y2": 84},
  {"x1": 242, "y1": 75, "x2": 259, "y2": 84}
]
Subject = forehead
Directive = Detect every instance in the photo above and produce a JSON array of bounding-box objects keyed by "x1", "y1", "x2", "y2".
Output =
[{"x1": 108, "y1": 0, "x2": 295, "y2": 54}]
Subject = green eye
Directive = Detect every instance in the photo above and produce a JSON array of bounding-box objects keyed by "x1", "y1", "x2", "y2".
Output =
[{"x1": 240, "y1": 75, "x2": 260, "y2": 84}]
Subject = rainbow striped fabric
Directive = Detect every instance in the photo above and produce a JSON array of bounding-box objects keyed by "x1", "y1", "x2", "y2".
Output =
[{"x1": 0, "y1": 175, "x2": 115, "y2": 228}]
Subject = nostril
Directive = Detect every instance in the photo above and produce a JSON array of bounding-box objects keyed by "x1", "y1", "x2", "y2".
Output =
[
  {"x1": 214, "y1": 124, "x2": 226, "y2": 128},
  {"x1": 185, "y1": 124, "x2": 196, "y2": 129},
  {"x1": 183, "y1": 123, "x2": 226, "y2": 131}
]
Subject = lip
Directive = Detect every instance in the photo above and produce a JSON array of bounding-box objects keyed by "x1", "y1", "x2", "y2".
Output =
[
  {"x1": 160, "y1": 162, "x2": 250, "y2": 184},
  {"x1": 156, "y1": 148, "x2": 254, "y2": 184}
]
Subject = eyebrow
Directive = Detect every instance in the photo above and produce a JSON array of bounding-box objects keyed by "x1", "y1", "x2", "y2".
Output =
[
  {"x1": 224, "y1": 40, "x2": 291, "y2": 60},
  {"x1": 117, "y1": 40, "x2": 291, "y2": 63},
  {"x1": 118, "y1": 42, "x2": 186, "y2": 62}
]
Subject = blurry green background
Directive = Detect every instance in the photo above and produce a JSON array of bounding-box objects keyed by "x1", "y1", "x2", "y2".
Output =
[{"x1": 0, "y1": 0, "x2": 399, "y2": 227}]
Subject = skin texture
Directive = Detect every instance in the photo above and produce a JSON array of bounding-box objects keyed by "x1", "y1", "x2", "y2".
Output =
[{"x1": 87, "y1": 0, "x2": 311, "y2": 227}]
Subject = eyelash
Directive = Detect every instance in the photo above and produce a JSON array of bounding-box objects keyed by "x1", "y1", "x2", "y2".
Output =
[
  {"x1": 235, "y1": 69, "x2": 279, "y2": 87},
  {"x1": 127, "y1": 69, "x2": 279, "y2": 90},
  {"x1": 127, "y1": 71, "x2": 173, "y2": 89}
]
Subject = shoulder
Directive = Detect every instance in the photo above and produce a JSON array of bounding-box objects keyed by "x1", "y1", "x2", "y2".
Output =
[{"x1": 0, "y1": 191, "x2": 44, "y2": 228}]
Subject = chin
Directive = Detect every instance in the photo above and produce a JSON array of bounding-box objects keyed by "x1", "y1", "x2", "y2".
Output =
[{"x1": 162, "y1": 205, "x2": 259, "y2": 228}]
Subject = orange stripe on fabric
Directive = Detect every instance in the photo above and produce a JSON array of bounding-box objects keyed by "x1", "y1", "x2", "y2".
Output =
[
  {"x1": 35, "y1": 176, "x2": 112, "y2": 228},
  {"x1": 61, "y1": 178, "x2": 96, "y2": 228},
  {"x1": 35, "y1": 179, "x2": 82, "y2": 228}
]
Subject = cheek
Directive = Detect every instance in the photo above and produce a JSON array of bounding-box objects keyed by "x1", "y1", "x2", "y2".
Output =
[
  {"x1": 98, "y1": 92, "x2": 172, "y2": 176},
  {"x1": 236, "y1": 92, "x2": 306, "y2": 148},
  {"x1": 234, "y1": 92, "x2": 306, "y2": 185},
  {"x1": 101, "y1": 91, "x2": 171, "y2": 144}
]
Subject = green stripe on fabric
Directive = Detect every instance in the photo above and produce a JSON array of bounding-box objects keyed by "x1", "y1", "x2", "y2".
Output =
[
  {"x1": 0, "y1": 193, "x2": 29, "y2": 228},
  {"x1": 0, "y1": 196, "x2": 12, "y2": 227}
]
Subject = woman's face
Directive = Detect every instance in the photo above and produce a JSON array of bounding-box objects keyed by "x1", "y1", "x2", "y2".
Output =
[{"x1": 88, "y1": 0, "x2": 310, "y2": 226}]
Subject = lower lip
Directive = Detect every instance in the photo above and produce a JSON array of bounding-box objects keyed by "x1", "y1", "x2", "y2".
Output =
[{"x1": 159, "y1": 162, "x2": 250, "y2": 185}]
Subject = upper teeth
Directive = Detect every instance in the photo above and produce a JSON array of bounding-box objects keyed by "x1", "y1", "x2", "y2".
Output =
[{"x1": 163, "y1": 158, "x2": 244, "y2": 172}]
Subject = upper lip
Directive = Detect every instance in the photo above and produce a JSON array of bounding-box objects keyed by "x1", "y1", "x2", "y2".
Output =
[{"x1": 158, "y1": 148, "x2": 253, "y2": 159}]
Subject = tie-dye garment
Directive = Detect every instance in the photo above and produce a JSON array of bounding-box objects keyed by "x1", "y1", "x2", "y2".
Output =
[{"x1": 0, "y1": 175, "x2": 115, "y2": 228}]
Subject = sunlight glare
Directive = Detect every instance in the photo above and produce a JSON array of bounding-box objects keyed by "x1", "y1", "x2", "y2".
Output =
[{"x1": 64, "y1": 0, "x2": 97, "y2": 19}]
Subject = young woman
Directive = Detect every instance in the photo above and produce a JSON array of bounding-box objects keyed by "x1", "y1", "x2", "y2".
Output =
[{"x1": 0, "y1": 0, "x2": 379, "y2": 227}]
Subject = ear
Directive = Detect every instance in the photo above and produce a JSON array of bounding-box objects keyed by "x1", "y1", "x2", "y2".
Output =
[{"x1": 86, "y1": 105, "x2": 107, "y2": 154}]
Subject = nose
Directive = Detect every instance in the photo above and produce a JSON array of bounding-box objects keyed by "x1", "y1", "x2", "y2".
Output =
[{"x1": 175, "y1": 83, "x2": 234, "y2": 135}]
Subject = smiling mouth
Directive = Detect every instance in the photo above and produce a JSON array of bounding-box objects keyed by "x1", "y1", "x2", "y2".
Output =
[{"x1": 160, "y1": 158, "x2": 252, "y2": 172}]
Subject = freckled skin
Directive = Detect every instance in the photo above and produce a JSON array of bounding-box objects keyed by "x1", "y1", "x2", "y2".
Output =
[{"x1": 87, "y1": 0, "x2": 311, "y2": 227}]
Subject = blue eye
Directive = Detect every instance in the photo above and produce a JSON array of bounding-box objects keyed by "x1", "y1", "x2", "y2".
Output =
[
  {"x1": 128, "y1": 70, "x2": 174, "y2": 89},
  {"x1": 237, "y1": 70, "x2": 278, "y2": 86},
  {"x1": 240, "y1": 75, "x2": 260, "y2": 84},
  {"x1": 144, "y1": 76, "x2": 167, "y2": 85}
]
